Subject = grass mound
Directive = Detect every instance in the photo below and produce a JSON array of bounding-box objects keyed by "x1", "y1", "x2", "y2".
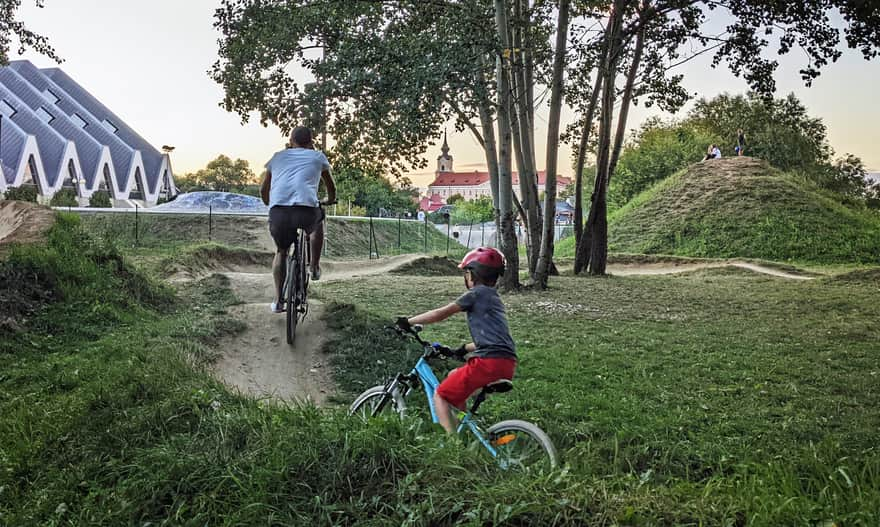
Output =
[
  {"x1": 826, "y1": 267, "x2": 880, "y2": 283},
  {"x1": 158, "y1": 243, "x2": 273, "y2": 274},
  {"x1": 557, "y1": 157, "x2": 880, "y2": 263},
  {"x1": 0, "y1": 213, "x2": 171, "y2": 339},
  {"x1": 390, "y1": 256, "x2": 461, "y2": 276}
]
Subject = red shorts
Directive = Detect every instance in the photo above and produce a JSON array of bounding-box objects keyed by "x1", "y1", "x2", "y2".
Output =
[{"x1": 436, "y1": 357, "x2": 517, "y2": 410}]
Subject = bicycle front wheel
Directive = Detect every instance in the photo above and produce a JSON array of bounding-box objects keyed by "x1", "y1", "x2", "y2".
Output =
[
  {"x1": 486, "y1": 419, "x2": 558, "y2": 470},
  {"x1": 349, "y1": 385, "x2": 406, "y2": 420}
]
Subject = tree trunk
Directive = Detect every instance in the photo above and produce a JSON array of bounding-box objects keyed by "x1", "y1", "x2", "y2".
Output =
[
  {"x1": 511, "y1": 0, "x2": 541, "y2": 278},
  {"x1": 572, "y1": 70, "x2": 603, "y2": 274},
  {"x1": 495, "y1": 0, "x2": 519, "y2": 289},
  {"x1": 535, "y1": 0, "x2": 570, "y2": 288},
  {"x1": 586, "y1": 0, "x2": 626, "y2": 275}
]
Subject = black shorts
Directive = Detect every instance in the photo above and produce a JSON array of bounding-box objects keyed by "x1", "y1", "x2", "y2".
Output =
[{"x1": 268, "y1": 205, "x2": 324, "y2": 252}]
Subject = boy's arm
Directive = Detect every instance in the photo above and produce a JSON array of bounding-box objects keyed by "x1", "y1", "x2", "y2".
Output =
[
  {"x1": 260, "y1": 170, "x2": 272, "y2": 206},
  {"x1": 408, "y1": 302, "x2": 462, "y2": 326}
]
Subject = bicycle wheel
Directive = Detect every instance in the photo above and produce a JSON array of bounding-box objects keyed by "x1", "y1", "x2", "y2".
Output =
[
  {"x1": 486, "y1": 419, "x2": 558, "y2": 470},
  {"x1": 297, "y1": 232, "x2": 310, "y2": 322},
  {"x1": 349, "y1": 385, "x2": 406, "y2": 420},
  {"x1": 285, "y1": 248, "x2": 298, "y2": 345}
]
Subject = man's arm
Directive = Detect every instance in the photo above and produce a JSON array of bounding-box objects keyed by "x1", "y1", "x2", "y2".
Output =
[
  {"x1": 321, "y1": 169, "x2": 336, "y2": 204},
  {"x1": 260, "y1": 170, "x2": 272, "y2": 206}
]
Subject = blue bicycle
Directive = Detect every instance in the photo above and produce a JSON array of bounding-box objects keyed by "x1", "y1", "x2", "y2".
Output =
[{"x1": 349, "y1": 324, "x2": 558, "y2": 470}]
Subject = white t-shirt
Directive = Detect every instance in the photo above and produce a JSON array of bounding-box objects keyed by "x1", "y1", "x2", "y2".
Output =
[{"x1": 265, "y1": 148, "x2": 330, "y2": 208}]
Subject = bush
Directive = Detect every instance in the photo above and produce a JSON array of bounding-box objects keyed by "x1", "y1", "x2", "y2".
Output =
[
  {"x1": 609, "y1": 119, "x2": 720, "y2": 209},
  {"x1": 49, "y1": 188, "x2": 79, "y2": 207},
  {"x1": 450, "y1": 196, "x2": 493, "y2": 225},
  {"x1": 3, "y1": 185, "x2": 38, "y2": 202},
  {"x1": 89, "y1": 190, "x2": 112, "y2": 208}
]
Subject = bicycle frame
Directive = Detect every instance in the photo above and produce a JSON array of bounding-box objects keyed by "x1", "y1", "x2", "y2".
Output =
[{"x1": 399, "y1": 353, "x2": 500, "y2": 458}]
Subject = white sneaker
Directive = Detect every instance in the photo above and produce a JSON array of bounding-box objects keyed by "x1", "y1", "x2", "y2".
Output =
[{"x1": 270, "y1": 302, "x2": 285, "y2": 313}]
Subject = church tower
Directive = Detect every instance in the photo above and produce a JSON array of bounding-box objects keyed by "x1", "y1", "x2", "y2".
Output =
[{"x1": 437, "y1": 130, "x2": 453, "y2": 173}]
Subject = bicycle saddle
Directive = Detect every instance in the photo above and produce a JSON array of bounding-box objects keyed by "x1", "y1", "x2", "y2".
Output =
[{"x1": 482, "y1": 379, "x2": 513, "y2": 394}]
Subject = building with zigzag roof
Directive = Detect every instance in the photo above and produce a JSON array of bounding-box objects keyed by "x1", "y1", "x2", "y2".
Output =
[{"x1": 0, "y1": 60, "x2": 176, "y2": 207}]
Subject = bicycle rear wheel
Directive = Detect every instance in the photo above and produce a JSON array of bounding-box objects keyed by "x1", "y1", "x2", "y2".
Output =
[
  {"x1": 285, "y1": 244, "x2": 298, "y2": 345},
  {"x1": 486, "y1": 419, "x2": 558, "y2": 470}
]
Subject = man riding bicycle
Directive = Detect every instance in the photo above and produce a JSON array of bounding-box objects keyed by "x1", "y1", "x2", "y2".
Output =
[{"x1": 260, "y1": 125, "x2": 336, "y2": 313}]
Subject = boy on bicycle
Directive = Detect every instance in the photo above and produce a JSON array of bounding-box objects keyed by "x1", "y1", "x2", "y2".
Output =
[
  {"x1": 397, "y1": 247, "x2": 516, "y2": 434},
  {"x1": 260, "y1": 126, "x2": 336, "y2": 313}
]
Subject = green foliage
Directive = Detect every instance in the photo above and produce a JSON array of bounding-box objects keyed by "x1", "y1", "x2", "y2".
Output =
[
  {"x1": 334, "y1": 162, "x2": 417, "y2": 216},
  {"x1": 49, "y1": 188, "x2": 78, "y2": 207},
  {"x1": 88, "y1": 190, "x2": 112, "y2": 208},
  {"x1": 609, "y1": 119, "x2": 721, "y2": 209},
  {"x1": 450, "y1": 196, "x2": 493, "y2": 225},
  {"x1": 2, "y1": 184, "x2": 38, "y2": 202},
  {"x1": 447, "y1": 193, "x2": 464, "y2": 205},
  {"x1": 688, "y1": 93, "x2": 831, "y2": 173},
  {"x1": 176, "y1": 155, "x2": 256, "y2": 194}
]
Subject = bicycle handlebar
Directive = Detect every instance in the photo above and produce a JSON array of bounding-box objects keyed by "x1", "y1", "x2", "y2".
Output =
[{"x1": 384, "y1": 324, "x2": 464, "y2": 361}]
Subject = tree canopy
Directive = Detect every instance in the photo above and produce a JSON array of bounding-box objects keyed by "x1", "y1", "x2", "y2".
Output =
[{"x1": 0, "y1": 0, "x2": 60, "y2": 65}]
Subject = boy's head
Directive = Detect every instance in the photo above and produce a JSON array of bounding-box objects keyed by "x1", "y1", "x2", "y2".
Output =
[{"x1": 458, "y1": 247, "x2": 505, "y2": 288}]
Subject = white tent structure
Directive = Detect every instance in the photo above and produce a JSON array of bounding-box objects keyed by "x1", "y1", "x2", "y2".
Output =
[{"x1": 0, "y1": 60, "x2": 176, "y2": 206}]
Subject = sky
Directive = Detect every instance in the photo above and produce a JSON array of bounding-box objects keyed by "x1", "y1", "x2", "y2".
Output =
[{"x1": 13, "y1": 0, "x2": 880, "y2": 190}]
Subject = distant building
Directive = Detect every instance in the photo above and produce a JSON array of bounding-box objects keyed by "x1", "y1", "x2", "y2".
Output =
[
  {"x1": 867, "y1": 172, "x2": 880, "y2": 186},
  {"x1": 0, "y1": 60, "x2": 176, "y2": 207},
  {"x1": 424, "y1": 132, "x2": 571, "y2": 206}
]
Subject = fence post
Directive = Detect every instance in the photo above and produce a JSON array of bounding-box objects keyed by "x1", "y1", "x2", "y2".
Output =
[
  {"x1": 134, "y1": 203, "x2": 139, "y2": 246},
  {"x1": 481, "y1": 222, "x2": 485, "y2": 246},
  {"x1": 208, "y1": 204, "x2": 213, "y2": 241},
  {"x1": 466, "y1": 222, "x2": 473, "y2": 248},
  {"x1": 446, "y1": 219, "x2": 450, "y2": 256},
  {"x1": 424, "y1": 216, "x2": 428, "y2": 253},
  {"x1": 397, "y1": 214, "x2": 401, "y2": 251},
  {"x1": 369, "y1": 214, "x2": 374, "y2": 259}
]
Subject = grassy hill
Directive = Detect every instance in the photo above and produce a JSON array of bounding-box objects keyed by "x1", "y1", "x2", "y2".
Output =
[{"x1": 557, "y1": 157, "x2": 880, "y2": 263}]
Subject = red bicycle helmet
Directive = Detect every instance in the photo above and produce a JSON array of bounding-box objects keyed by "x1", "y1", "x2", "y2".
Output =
[{"x1": 459, "y1": 247, "x2": 505, "y2": 281}]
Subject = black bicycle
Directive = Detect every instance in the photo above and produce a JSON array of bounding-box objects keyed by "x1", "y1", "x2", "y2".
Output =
[{"x1": 283, "y1": 228, "x2": 310, "y2": 345}]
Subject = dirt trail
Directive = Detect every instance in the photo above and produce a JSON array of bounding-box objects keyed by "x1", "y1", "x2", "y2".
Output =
[
  {"x1": 209, "y1": 253, "x2": 422, "y2": 406},
  {"x1": 608, "y1": 260, "x2": 814, "y2": 280},
  {"x1": 0, "y1": 201, "x2": 55, "y2": 255}
]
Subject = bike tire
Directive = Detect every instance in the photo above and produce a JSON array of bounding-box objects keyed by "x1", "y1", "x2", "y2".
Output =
[
  {"x1": 285, "y1": 251, "x2": 298, "y2": 345},
  {"x1": 486, "y1": 419, "x2": 558, "y2": 470},
  {"x1": 349, "y1": 385, "x2": 406, "y2": 420}
]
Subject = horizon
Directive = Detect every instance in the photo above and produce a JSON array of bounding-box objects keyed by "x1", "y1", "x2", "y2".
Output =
[{"x1": 12, "y1": 0, "x2": 880, "y2": 191}]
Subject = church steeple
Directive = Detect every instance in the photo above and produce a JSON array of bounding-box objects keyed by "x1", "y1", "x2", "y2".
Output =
[{"x1": 437, "y1": 130, "x2": 453, "y2": 173}]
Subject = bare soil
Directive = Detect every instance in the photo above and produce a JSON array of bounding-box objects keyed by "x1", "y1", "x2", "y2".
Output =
[
  {"x1": 206, "y1": 254, "x2": 422, "y2": 406},
  {"x1": 0, "y1": 200, "x2": 55, "y2": 254}
]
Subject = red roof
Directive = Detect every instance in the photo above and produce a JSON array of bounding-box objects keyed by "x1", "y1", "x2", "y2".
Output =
[
  {"x1": 429, "y1": 170, "x2": 571, "y2": 187},
  {"x1": 419, "y1": 193, "x2": 445, "y2": 212}
]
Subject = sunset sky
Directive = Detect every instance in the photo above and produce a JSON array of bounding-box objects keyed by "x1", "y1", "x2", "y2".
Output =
[{"x1": 14, "y1": 0, "x2": 880, "y2": 189}]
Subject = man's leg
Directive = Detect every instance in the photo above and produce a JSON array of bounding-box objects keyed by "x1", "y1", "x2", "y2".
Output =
[
  {"x1": 273, "y1": 248, "x2": 288, "y2": 305},
  {"x1": 310, "y1": 220, "x2": 324, "y2": 276}
]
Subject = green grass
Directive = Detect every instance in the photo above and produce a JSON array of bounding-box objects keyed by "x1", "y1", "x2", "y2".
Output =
[
  {"x1": 314, "y1": 268, "x2": 880, "y2": 524},
  {"x1": 76, "y1": 212, "x2": 466, "y2": 260},
  {"x1": 556, "y1": 157, "x2": 880, "y2": 264},
  {"x1": 4, "y1": 215, "x2": 879, "y2": 524}
]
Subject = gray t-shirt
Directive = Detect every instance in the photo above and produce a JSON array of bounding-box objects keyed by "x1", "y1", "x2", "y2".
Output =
[
  {"x1": 455, "y1": 285, "x2": 517, "y2": 360},
  {"x1": 265, "y1": 148, "x2": 331, "y2": 208}
]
